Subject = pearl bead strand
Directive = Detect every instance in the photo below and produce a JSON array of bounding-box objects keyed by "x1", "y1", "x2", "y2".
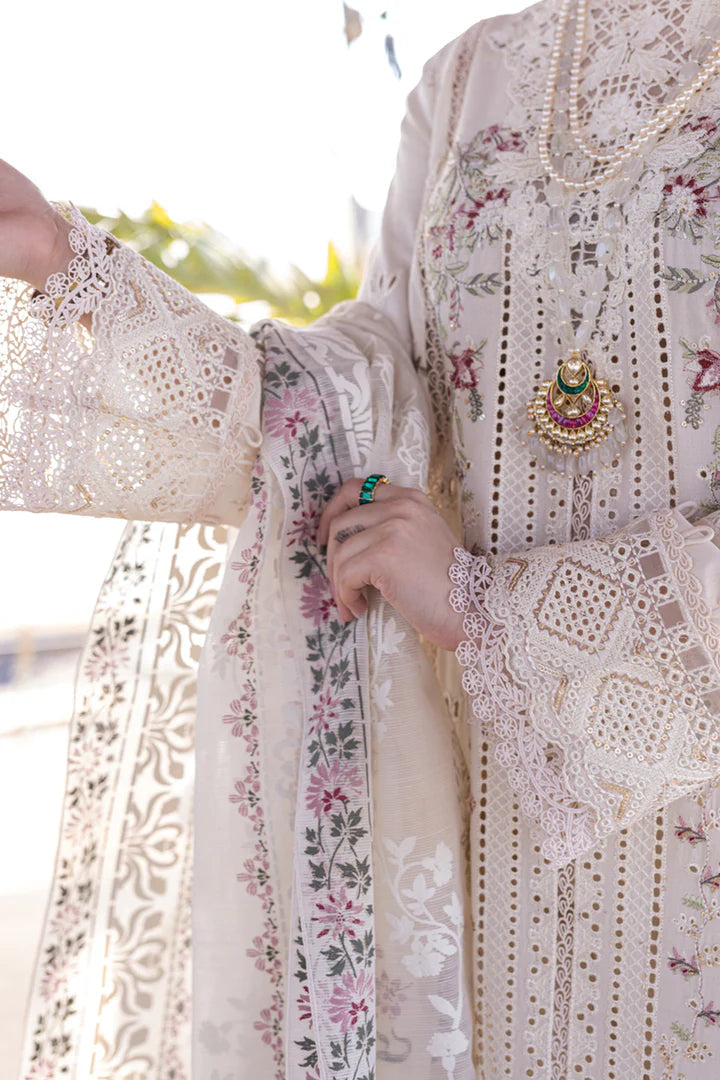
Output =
[{"x1": 539, "y1": 0, "x2": 720, "y2": 192}]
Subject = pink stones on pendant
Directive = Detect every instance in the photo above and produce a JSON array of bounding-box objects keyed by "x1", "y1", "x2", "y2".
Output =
[{"x1": 545, "y1": 386, "x2": 600, "y2": 428}]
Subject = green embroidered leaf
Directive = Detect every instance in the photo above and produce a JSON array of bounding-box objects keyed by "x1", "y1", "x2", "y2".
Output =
[
  {"x1": 671, "y1": 1021, "x2": 691, "y2": 1042},
  {"x1": 309, "y1": 860, "x2": 328, "y2": 892},
  {"x1": 464, "y1": 271, "x2": 502, "y2": 296},
  {"x1": 338, "y1": 855, "x2": 371, "y2": 895},
  {"x1": 323, "y1": 943, "x2": 347, "y2": 978},
  {"x1": 661, "y1": 266, "x2": 710, "y2": 293}
]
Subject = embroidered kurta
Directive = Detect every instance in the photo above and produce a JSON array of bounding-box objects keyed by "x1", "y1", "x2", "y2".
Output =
[{"x1": 4, "y1": 2, "x2": 720, "y2": 1078}]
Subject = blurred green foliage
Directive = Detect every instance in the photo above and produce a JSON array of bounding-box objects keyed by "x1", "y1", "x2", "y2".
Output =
[{"x1": 80, "y1": 201, "x2": 362, "y2": 325}]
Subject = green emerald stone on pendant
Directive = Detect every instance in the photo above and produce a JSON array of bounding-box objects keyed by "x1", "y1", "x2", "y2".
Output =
[{"x1": 557, "y1": 365, "x2": 590, "y2": 396}]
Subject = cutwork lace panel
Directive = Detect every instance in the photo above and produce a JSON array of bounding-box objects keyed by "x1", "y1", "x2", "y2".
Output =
[
  {"x1": 450, "y1": 510, "x2": 720, "y2": 865},
  {"x1": 0, "y1": 206, "x2": 262, "y2": 525}
]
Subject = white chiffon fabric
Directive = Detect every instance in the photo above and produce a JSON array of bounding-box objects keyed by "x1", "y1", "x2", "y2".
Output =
[{"x1": 4, "y1": 2, "x2": 720, "y2": 1078}]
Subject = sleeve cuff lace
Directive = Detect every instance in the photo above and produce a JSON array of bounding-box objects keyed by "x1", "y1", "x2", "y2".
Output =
[
  {"x1": 449, "y1": 509, "x2": 720, "y2": 867},
  {"x1": 0, "y1": 205, "x2": 262, "y2": 524}
]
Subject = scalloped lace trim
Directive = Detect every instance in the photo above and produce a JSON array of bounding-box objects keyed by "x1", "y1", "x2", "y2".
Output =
[{"x1": 450, "y1": 510, "x2": 720, "y2": 865}]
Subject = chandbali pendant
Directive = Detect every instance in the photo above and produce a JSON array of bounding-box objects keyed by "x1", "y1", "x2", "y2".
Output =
[{"x1": 526, "y1": 351, "x2": 626, "y2": 476}]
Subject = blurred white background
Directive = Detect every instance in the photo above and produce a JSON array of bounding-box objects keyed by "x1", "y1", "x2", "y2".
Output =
[{"x1": 0, "y1": 0, "x2": 528, "y2": 1074}]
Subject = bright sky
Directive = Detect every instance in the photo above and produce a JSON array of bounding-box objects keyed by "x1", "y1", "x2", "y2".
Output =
[{"x1": 1, "y1": 0, "x2": 528, "y2": 634}]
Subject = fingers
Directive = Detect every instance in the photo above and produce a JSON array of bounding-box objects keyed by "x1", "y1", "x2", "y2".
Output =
[
  {"x1": 325, "y1": 496, "x2": 416, "y2": 582},
  {"x1": 317, "y1": 478, "x2": 378, "y2": 546},
  {"x1": 317, "y1": 476, "x2": 427, "y2": 546},
  {"x1": 326, "y1": 523, "x2": 378, "y2": 620},
  {"x1": 317, "y1": 478, "x2": 434, "y2": 623}
]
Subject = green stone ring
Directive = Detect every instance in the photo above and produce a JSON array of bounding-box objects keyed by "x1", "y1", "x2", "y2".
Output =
[{"x1": 358, "y1": 473, "x2": 390, "y2": 505}]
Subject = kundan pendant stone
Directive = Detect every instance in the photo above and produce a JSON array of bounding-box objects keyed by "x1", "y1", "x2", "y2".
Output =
[{"x1": 525, "y1": 351, "x2": 626, "y2": 475}]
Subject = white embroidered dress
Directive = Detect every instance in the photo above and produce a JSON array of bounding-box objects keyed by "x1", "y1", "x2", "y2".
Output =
[{"x1": 4, "y1": 2, "x2": 720, "y2": 1079}]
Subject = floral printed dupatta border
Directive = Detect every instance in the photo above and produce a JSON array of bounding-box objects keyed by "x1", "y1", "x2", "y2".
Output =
[{"x1": 19, "y1": 302, "x2": 474, "y2": 1080}]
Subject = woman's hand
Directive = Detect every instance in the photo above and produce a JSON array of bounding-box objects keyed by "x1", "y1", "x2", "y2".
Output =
[
  {"x1": 0, "y1": 159, "x2": 73, "y2": 289},
  {"x1": 317, "y1": 478, "x2": 464, "y2": 652}
]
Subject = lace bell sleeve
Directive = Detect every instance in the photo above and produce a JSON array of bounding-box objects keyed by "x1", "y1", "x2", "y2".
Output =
[
  {"x1": 449, "y1": 507, "x2": 720, "y2": 866},
  {"x1": 0, "y1": 206, "x2": 262, "y2": 525}
]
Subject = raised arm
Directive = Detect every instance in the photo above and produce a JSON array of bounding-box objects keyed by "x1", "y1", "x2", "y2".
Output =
[{"x1": 0, "y1": 162, "x2": 262, "y2": 525}]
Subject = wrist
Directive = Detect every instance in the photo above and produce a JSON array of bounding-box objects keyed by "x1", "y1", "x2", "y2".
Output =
[{"x1": 27, "y1": 210, "x2": 74, "y2": 291}]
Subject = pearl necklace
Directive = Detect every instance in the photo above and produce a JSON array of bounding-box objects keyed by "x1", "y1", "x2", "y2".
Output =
[{"x1": 539, "y1": 0, "x2": 720, "y2": 192}]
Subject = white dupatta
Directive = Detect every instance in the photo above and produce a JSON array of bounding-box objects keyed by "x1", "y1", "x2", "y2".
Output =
[{"x1": 3, "y1": 233, "x2": 474, "y2": 1077}]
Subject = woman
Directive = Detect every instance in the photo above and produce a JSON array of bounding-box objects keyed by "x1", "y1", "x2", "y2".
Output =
[{"x1": 3, "y1": 1, "x2": 720, "y2": 1077}]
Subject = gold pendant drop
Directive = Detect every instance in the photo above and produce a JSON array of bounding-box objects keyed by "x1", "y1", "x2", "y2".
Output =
[{"x1": 526, "y1": 351, "x2": 626, "y2": 475}]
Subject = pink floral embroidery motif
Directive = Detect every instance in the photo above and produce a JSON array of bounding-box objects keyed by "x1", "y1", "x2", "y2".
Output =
[
  {"x1": 300, "y1": 572, "x2": 335, "y2": 627},
  {"x1": 662, "y1": 806, "x2": 720, "y2": 1051},
  {"x1": 288, "y1": 501, "x2": 322, "y2": 546},
  {"x1": 688, "y1": 348, "x2": 720, "y2": 394},
  {"x1": 661, "y1": 174, "x2": 718, "y2": 238},
  {"x1": 220, "y1": 612, "x2": 252, "y2": 656},
  {"x1": 264, "y1": 386, "x2": 319, "y2": 443},
  {"x1": 681, "y1": 114, "x2": 719, "y2": 142},
  {"x1": 449, "y1": 345, "x2": 483, "y2": 391},
  {"x1": 231, "y1": 546, "x2": 260, "y2": 582},
  {"x1": 675, "y1": 816, "x2": 707, "y2": 845},
  {"x1": 223, "y1": 472, "x2": 286, "y2": 1074},
  {"x1": 699, "y1": 1002, "x2": 720, "y2": 1027},
  {"x1": 312, "y1": 888, "x2": 365, "y2": 940},
  {"x1": 481, "y1": 123, "x2": 527, "y2": 152},
  {"x1": 668, "y1": 946, "x2": 700, "y2": 979},
  {"x1": 308, "y1": 691, "x2": 341, "y2": 735},
  {"x1": 327, "y1": 970, "x2": 374, "y2": 1033},
  {"x1": 222, "y1": 695, "x2": 258, "y2": 739},
  {"x1": 247, "y1": 931, "x2": 281, "y2": 973},
  {"x1": 305, "y1": 760, "x2": 362, "y2": 817},
  {"x1": 257, "y1": 326, "x2": 375, "y2": 1078}
]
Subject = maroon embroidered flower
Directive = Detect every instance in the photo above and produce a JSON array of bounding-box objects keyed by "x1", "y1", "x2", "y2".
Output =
[
  {"x1": 689, "y1": 348, "x2": 720, "y2": 394},
  {"x1": 300, "y1": 572, "x2": 334, "y2": 626},
  {"x1": 481, "y1": 123, "x2": 527, "y2": 153},
  {"x1": 668, "y1": 946, "x2": 700, "y2": 979},
  {"x1": 701, "y1": 866, "x2": 720, "y2": 890},
  {"x1": 327, "y1": 969, "x2": 374, "y2": 1032},
  {"x1": 674, "y1": 815, "x2": 707, "y2": 844},
  {"x1": 296, "y1": 985, "x2": 313, "y2": 1028},
  {"x1": 474, "y1": 187, "x2": 511, "y2": 210},
  {"x1": 287, "y1": 501, "x2": 321, "y2": 546},
  {"x1": 308, "y1": 690, "x2": 341, "y2": 734},
  {"x1": 449, "y1": 346, "x2": 482, "y2": 391},
  {"x1": 699, "y1": 1001, "x2": 720, "y2": 1026},
  {"x1": 305, "y1": 760, "x2": 362, "y2": 817},
  {"x1": 662, "y1": 174, "x2": 718, "y2": 236},
  {"x1": 681, "y1": 114, "x2": 719, "y2": 141},
  {"x1": 312, "y1": 887, "x2": 364, "y2": 939}
]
